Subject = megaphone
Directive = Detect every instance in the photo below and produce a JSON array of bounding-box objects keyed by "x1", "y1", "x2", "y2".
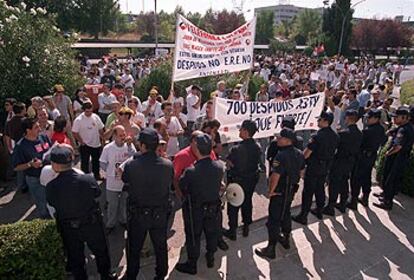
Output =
[{"x1": 222, "y1": 183, "x2": 245, "y2": 207}]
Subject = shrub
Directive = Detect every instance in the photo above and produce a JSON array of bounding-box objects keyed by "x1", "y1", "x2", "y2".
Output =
[
  {"x1": 375, "y1": 142, "x2": 414, "y2": 197},
  {"x1": 0, "y1": 219, "x2": 65, "y2": 280},
  {"x1": 0, "y1": 2, "x2": 84, "y2": 105},
  {"x1": 400, "y1": 79, "x2": 414, "y2": 106}
]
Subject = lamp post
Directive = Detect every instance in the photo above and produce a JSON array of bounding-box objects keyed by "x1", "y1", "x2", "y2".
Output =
[
  {"x1": 336, "y1": 0, "x2": 367, "y2": 55},
  {"x1": 154, "y1": 0, "x2": 159, "y2": 55}
]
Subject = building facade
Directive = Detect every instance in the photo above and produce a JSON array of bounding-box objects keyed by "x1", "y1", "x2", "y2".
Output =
[{"x1": 254, "y1": 4, "x2": 323, "y2": 25}]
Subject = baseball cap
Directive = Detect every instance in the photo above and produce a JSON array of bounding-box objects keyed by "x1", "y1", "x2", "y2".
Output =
[
  {"x1": 138, "y1": 128, "x2": 159, "y2": 145},
  {"x1": 365, "y1": 108, "x2": 381, "y2": 118},
  {"x1": 317, "y1": 111, "x2": 334, "y2": 124},
  {"x1": 390, "y1": 106, "x2": 410, "y2": 117},
  {"x1": 50, "y1": 144, "x2": 73, "y2": 164},
  {"x1": 279, "y1": 128, "x2": 296, "y2": 142}
]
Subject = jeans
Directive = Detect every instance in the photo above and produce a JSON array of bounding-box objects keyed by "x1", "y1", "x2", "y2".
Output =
[
  {"x1": 26, "y1": 176, "x2": 50, "y2": 219},
  {"x1": 106, "y1": 190, "x2": 127, "y2": 228}
]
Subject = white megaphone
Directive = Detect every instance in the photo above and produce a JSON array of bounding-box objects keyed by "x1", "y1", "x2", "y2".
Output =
[{"x1": 222, "y1": 183, "x2": 245, "y2": 207}]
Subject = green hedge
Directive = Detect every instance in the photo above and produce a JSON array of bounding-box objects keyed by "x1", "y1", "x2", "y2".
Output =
[
  {"x1": 0, "y1": 220, "x2": 65, "y2": 280},
  {"x1": 400, "y1": 79, "x2": 414, "y2": 106},
  {"x1": 376, "y1": 142, "x2": 414, "y2": 197}
]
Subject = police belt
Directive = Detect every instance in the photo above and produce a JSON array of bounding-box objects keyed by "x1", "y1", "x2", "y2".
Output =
[
  {"x1": 128, "y1": 204, "x2": 169, "y2": 217},
  {"x1": 59, "y1": 208, "x2": 101, "y2": 229}
]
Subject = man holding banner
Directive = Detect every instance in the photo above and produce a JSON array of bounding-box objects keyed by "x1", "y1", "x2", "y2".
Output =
[{"x1": 224, "y1": 120, "x2": 261, "y2": 239}]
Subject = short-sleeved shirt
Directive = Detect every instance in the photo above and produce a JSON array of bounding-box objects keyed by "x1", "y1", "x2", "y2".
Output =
[
  {"x1": 141, "y1": 100, "x2": 162, "y2": 127},
  {"x1": 12, "y1": 135, "x2": 52, "y2": 177},
  {"x1": 53, "y1": 94, "x2": 72, "y2": 120},
  {"x1": 72, "y1": 112, "x2": 104, "y2": 148},
  {"x1": 158, "y1": 116, "x2": 183, "y2": 157},
  {"x1": 173, "y1": 146, "x2": 217, "y2": 181},
  {"x1": 186, "y1": 93, "x2": 201, "y2": 121},
  {"x1": 100, "y1": 141, "x2": 136, "y2": 192},
  {"x1": 98, "y1": 92, "x2": 117, "y2": 114}
]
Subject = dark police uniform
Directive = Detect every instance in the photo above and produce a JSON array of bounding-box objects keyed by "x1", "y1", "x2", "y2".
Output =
[
  {"x1": 175, "y1": 134, "x2": 224, "y2": 274},
  {"x1": 122, "y1": 129, "x2": 174, "y2": 280},
  {"x1": 293, "y1": 112, "x2": 339, "y2": 225},
  {"x1": 45, "y1": 145, "x2": 114, "y2": 280},
  {"x1": 325, "y1": 110, "x2": 362, "y2": 214},
  {"x1": 226, "y1": 120, "x2": 261, "y2": 238},
  {"x1": 256, "y1": 128, "x2": 305, "y2": 259},
  {"x1": 350, "y1": 109, "x2": 386, "y2": 206},
  {"x1": 376, "y1": 107, "x2": 414, "y2": 210}
]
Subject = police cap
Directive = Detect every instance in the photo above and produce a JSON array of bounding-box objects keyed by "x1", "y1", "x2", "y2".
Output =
[
  {"x1": 390, "y1": 106, "x2": 410, "y2": 117},
  {"x1": 317, "y1": 111, "x2": 334, "y2": 125},
  {"x1": 282, "y1": 116, "x2": 296, "y2": 129},
  {"x1": 50, "y1": 144, "x2": 73, "y2": 164},
  {"x1": 279, "y1": 128, "x2": 296, "y2": 142},
  {"x1": 195, "y1": 133, "x2": 212, "y2": 154},
  {"x1": 345, "y1": 109, "x2": 359, "y2": 117},
  {"x1": 138, "y1": 128, "x2": 159, "y2": 145},
  {"x1": 240, "y1": 119, "x2": 258, "y2": 135},
  {"x1": 365, "y1": 108, "x2": 381, "y2": 118}
]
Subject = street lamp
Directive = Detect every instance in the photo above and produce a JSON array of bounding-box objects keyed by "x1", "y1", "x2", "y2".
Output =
[
  {"x1": 336, "y1": 0, "x2": 367, "y2": 55},
  {"x1": 154, "y1": 0, "x2": 159, "y2": 55}
]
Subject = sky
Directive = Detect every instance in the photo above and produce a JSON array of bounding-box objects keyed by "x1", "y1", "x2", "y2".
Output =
[{"x1": 118, "y1": 0, "x2": 414, "y2": 21}]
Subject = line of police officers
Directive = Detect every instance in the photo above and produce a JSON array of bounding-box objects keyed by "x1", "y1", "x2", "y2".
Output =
[{"x1": 45, "y1": 104, "x2": 414, "y2": 279}]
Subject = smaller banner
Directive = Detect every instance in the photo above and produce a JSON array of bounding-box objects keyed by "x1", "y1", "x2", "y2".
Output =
[
  {"x1": 214, "y1": 93, "x2": 325, "y2": 143},
  {"x1": 172, "y1": 14, "x2": 256, "y2": 81}
]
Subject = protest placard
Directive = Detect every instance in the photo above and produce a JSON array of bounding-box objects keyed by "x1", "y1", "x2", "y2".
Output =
[
  {"x1": 213, "y1": 93, "x2": 325, "y2": 143},
  {"x1": 172, "y1": 14, "x2": 256, "y2": 82}
]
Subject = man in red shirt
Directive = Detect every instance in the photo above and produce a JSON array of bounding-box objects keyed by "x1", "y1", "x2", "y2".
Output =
[{"x1": 173, "y1": 131, "x2": 229, "y2": 251}]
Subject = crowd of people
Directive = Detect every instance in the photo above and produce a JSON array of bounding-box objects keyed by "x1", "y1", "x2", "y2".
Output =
[{"x1": 1, "y1": 53, "x2": 414, "y2": 279}]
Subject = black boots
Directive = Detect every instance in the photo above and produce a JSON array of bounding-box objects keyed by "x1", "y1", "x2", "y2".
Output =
[
  {"x1": 322, "y1": 205, "x2": 335, "y2": 216},
  {"x1": 292, "y1": 213, "x2": 308, "y2": 225},
  {"x1": 205, "y1": 252, "x2": 214, "y2": 268},
  {"x1": 255, "y1": 241, "x2": 276, "y2": 259},
  {"x1": 346, "y1": 198, "x2": 358, "y2": 210},
  {"x1": 223, "y1": 228, "x2": 237, "y2": 241},
  {"x1": 278, "y1": 233, "x2": 291, "y2": 250},
  {"x1": 310, "y1": 208, "x2": 323, "y2": 219},
  {"x1": 242, "y1": 224, "x2": 249, "y2": 237},
  {"x1": 175, "y1": 261, "x2": 197, "y2": 275}
]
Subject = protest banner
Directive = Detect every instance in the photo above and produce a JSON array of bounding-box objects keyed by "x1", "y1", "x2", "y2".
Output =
[
  {"x1": 172, "y1": 14, "x2": 256, "y2": 82},
  {"x1": 213, "y1": 93, "x2": 326, "y2": 143}
]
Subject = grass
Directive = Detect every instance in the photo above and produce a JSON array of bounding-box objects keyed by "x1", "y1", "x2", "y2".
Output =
[{"x1": 400, "y1": 79, "x2": 414, "y2": 106}]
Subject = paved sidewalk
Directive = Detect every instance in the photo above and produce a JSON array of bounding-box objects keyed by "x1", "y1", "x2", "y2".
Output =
[{"x1": 138, "y1": 186, "x2": 414, "y2": 280}]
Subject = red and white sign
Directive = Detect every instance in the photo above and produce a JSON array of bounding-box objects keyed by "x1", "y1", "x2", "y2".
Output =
[{"x1": 172, "y1": 14, "x2": 256, "y2": 81}]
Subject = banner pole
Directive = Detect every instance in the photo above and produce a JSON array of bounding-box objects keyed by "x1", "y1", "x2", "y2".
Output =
[{"x1": 169, "y1": 14, "x2": 181, "y2": 102}]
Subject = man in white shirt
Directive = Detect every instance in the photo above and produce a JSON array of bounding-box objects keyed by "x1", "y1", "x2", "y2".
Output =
[
  {"x1": 121, "y1": 68, "x2": 135, "y2": 88},
  {"x1": 72, "y1": 101, "x2": 104, "y2": 180},
  {"x1": 98, "y1": 83, "x2": 117, "y2": 123},
  {"x1": 211, "y1": 80, "x2": 226, "y2": 98},
  {"x1": 158, "y1": 102, "x2": 183, "y2": 158},
  {"x1": 186, "y1": 85, "x2": 202, "y2": 131},
  {"x1": 124, "y1": 87, "x2": 142, "y2": 112},
  {"x1": 259, "y1": 64, "x2": 271, "y2": 82},
  {"x1": 100, "y1": 126, "x2": 136, "y2": 231},
  {"x1": 173, "y1": 100, "x2": 188, "y2": 149},
  {"x1": 142, "y1": 88, "x2": 163, "y2": 128}
]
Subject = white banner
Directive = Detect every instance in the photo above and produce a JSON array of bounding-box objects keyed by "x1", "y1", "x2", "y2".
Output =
[
  {"x1": 172, "y1": 15, "x2": 256, "y2": 82},
  {"x1": 214, "y1": 93, "x2": 326, "y2": 143}
]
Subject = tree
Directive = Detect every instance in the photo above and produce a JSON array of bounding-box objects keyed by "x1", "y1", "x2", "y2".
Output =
[
  {"x1": 275, "y1": 20, "x2": 293, "y2": 39},
  {"x1": 256, "y1": 10, "x2": 274, "y2": 44},
  {"x1": 269, "y1": 39, "x2": 296, "y2": 54},
  {"x1": 291, "y1": 9, "x2": 322, "y2": 45},
  {"x1": 322, "y1": 0, "x2": 354, "y2": 56},
  {"x1": 351, "y1": 18, "x2": 413, "y2": 53},
  {"x1": 7, "y1": 0, "x2": 121, "y2": 38},
  {"x1": 0, "y1": 2, "x2": 83, "y2": 105}
]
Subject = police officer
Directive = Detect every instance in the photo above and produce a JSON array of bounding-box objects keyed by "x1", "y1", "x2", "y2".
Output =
[
  {"x1": 323, "y1": 109, "x2": 362, "y2": 215},
  {"x1": 122, "y1": 128, "x2": 174, "y2": 280},
  {"x1": 267, "y1": 116, "x2": 304, "y2": 166},
  {"x1": 224, "y1": 119, "x2": 261, "y2": 239},
  {"x1": 175, "y1": 133, "x2": 224, "y2": 275},
  {"x1": 374, "y1": 106, "x2": 414, "y2": 210},
  {"x1": 255, "y1": 128, "x2": 305, "y2": 259},
  {"x1": 292, "y1": 111, "x2": 339, "y2": 225},
  {"x1": 349, "y1": 109, "x2": 386, "y2": 207},
  {"x1": 45, "y1": 144, "x2": 116, "y2": 280}
]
